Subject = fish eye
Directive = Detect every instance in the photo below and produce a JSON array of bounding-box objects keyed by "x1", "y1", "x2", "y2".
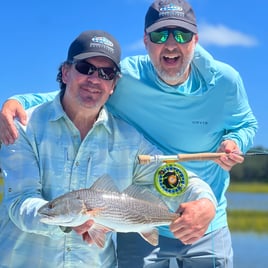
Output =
[{"x1": 48, "y1": 203, "x2": 54, "y2": 209}]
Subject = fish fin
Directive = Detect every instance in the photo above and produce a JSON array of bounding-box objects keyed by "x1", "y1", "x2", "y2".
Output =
[
  {"x1": 87, "y1": 223, "x2": 113, "y2": 248},
  {"x1": 123, "y1": 185, "x2": 168, "y2": 209},
  {"x1": 139, "y1": 228, "x2": 159, "y2": 246},
  {"x1": 90, "y1": 174, "x2": 120, "y2": 193}
]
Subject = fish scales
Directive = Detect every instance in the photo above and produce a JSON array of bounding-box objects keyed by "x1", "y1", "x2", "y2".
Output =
[{"x1": 82, "y1": 189, "x2": 177, "y2": 226}]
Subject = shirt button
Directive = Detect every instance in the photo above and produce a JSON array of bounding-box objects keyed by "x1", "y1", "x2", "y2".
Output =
[
  {"x1": 66, "y1": 247, "x2": 71, "y2": 252},
  {"x1": 75, "y1": 161, "x2": 79, "y2": 166}
]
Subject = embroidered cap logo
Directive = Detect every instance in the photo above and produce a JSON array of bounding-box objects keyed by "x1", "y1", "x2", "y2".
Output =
[
  {"x1": 159, "y1": 3, "x2": 184, "y2": 19},
  {"x1": 90, "y1": 36, "x2": 115, "y2": 54}
]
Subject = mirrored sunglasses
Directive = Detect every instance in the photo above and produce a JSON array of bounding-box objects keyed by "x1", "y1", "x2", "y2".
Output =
[{"x1": 148, "y1": 28, "x2": 194, "y2": 44}]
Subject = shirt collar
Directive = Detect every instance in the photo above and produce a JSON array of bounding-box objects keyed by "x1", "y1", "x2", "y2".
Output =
[{"x1": 49, "y1": 93, "x2": 113, "y2": 135}]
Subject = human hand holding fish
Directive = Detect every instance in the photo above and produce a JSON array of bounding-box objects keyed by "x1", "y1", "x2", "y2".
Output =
[
  {"x1": 38, "y1": 175, "x2": 181, "y2": 248},
  {"x1": 170, "y1": 198, "x2": 216, "y2": 245}
]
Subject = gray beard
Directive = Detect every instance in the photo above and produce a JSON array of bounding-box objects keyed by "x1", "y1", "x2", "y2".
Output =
[{"x1": 155, "y1": 50, "x2": 194, "y2": 85}]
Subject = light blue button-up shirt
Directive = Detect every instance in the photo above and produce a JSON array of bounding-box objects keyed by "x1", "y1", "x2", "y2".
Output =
[{"x1": 0, "y1": 94, "x2": 216, "y2": 267}]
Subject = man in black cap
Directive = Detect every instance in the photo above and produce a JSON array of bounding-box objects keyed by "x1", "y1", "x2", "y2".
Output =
[
  {"x1": 0, "y1": 29, "x2": 127, "y2": 267},
  {"x1": 110, "y1": 1, "x2": 256, "y2": 267},
  {"x1": 0, "y1": 0, "x2": 258, "y2": 267}
]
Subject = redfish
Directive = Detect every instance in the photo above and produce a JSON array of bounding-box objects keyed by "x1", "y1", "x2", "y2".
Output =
[{"x1": 38, "y1": 175, "x2": 179, "y2": 247}]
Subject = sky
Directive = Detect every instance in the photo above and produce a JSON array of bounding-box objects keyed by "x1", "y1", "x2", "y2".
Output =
[{"x1": 0, "y1": 0, "x2": 267, "y2": 148}]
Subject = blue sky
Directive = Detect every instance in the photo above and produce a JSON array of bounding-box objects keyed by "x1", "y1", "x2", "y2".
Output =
[{"x1": 0, "y1": 0, "x2": 267, "y2": 148}]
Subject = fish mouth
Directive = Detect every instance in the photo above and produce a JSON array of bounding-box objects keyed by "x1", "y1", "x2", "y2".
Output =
[
  {"x1": 39, "y1": 215, "x2": 56, "y2": 222},
  {"x1": 39, "y1": 216, "x2": 73, "y2": 225},
  {"x1": 38, "y1": 212, "x2": 73, "y2": 225}
]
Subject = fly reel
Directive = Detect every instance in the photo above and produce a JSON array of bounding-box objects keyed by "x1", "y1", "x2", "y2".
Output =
[{"x1": 154, "y1": 162, "x2": 188, "y2": 197}]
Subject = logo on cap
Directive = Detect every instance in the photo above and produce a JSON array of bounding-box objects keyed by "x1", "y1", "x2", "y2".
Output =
[
  {"x1": 92, "y1": 36, "x2": 113, "y2": 47},
  {"x1": 90, "y1": 36, "x2": 115, "y2": 54},
  {"x1": 159, "y1": 3, "x2": 184, "y2": 18}
]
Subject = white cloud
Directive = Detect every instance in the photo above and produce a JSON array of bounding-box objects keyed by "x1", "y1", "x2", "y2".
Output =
[
  {"x1": 198, "y1": 23, "x2": 258, "y2": 47},
  {"x1": 125, "y1": 23, "x2": 259, "y2": 54},
  {"x1": 125, "y1": 39, "x2": 145, "y2": 52}
]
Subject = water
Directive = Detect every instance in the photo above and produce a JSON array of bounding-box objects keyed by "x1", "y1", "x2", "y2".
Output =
[
  {"x1": 226, "y1": 192, "x2": 268, "y2": 211},
  {"x1": 232, "y1": 232, "x2": 268, "y2": 268},
  {"x1": 227, "y1": 192, "x2": 268, "y2": 267}
]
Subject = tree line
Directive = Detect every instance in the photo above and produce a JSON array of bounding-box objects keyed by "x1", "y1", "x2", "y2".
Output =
[{"x1": 230, "y1": 146, "x2": 268, "y2": 183}]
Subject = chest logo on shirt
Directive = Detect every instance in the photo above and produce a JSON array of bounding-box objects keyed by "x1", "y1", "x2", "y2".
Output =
[{"x1": 192, "y1": 120, "x2": 208, "y2": 125}]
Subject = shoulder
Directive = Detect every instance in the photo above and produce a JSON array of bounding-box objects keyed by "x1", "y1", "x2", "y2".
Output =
[
  {"x1": 21, "y1": 96, "x2": 62, "y2": 133},
  {"x1": 120, "y1": 55, "x2": 151, "y2": 77},
  {"x1": 26, "y1": 99, "x2": 55, "y2": 121},
  {"x1": 193, "y1": 44, "x2": 242, "y2": 84}
]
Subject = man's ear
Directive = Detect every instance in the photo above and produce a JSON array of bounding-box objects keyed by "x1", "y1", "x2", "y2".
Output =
[
  {"x1": 143, "y1": 32, "x2": 149, "y2": 49},
  {"x1": 61, "y1": 64, "x2": 70, "y2": 84},
  {"x1": 193, "y1": 34, "x2": 199, "y2": 44}
]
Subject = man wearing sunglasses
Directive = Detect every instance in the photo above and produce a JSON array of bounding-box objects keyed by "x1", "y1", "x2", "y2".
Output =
[
  {"x1": 0, "y1": 0, "x2": 257, "y2": 267},
  {"x1": 0, "y1": 29, "x2": 219, "y2": 267}
]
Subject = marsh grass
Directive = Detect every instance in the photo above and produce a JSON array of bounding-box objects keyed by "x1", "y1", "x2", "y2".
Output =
[
  {"x1": 228, "y1": 182, "x2": 268, "y2": 193},
  {"x1": 227, "y1": 182, "x2": 268, "y2": 232},
  {"x1": 227, "y1": 210, "x2": 268, "y2": 233}
]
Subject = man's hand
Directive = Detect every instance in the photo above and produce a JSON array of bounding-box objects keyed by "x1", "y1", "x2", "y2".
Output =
[
  {"x1": 0, "y1": 99, "x2": 27, "y2": 145},
  {"x1": 215, "y1": 140, "x2": 244, "y2": 170},
  {"x1": 169, "y1": 198, "x2": 215, "y2": 245}
]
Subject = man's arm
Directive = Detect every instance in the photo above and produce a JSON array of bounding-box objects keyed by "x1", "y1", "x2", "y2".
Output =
[
  {"x1": 0, "y1": 91, "x2": 58, "y2": 144},
  {"x1": 0, "y1": 120, "x2": 63, "y2": 238}
]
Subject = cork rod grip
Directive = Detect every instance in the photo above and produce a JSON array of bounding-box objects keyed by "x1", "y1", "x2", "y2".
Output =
[
  {"x1": 138, "y1": 152, "x2": 227, "y2": 164},
  {"x1": 177, "y1": 152, "x2": 227, "y2": 161}
]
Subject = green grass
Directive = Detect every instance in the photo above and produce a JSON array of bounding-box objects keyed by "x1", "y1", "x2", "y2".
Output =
[
  {"x1": 227, "y1": 210, "x2": 268, "y2": 233},
  {"x1": 227, "y1": 182, "x2": 268, "y2": 232},
  {"x1": 228, "y1": 182, "x2": 268, "y2": 193}
]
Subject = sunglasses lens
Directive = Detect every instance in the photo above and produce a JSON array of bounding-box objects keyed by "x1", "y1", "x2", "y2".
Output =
[
  {"x1": 149, "y1": 31, "x2": 169, "y2": 44},
  {"x1": 75, "y1": 61, "x2": 117, "y2": 80},
  {"x1": 75, "y1": 61, "x2": 95, "y2": 75},
  {"x1": 149, "y1": 29, "x2": 193, "y2": 44},
  {"x1": 174, "y1": 31, "x2": 193, "y2": 44},
  {"x1": 99, "y1": 67, "x2": 117, "y2": 80}
]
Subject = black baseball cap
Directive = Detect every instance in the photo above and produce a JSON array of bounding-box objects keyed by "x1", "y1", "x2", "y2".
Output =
[
  {"x1": 145, "y1": 0, "x2": 198, "y2": 34},
  {"x1": 67, "y1": 30, "x2": 121, "y2": 71}
]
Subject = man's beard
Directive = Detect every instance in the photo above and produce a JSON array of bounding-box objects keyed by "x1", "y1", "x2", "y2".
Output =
[{"x1": 155, "y1": 50, "x2": 194, "y2": 85}]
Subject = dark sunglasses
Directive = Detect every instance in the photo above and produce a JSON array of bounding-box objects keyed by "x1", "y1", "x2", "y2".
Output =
[
  {"x1": 148, "y1": 28, "x2": 194, "y2": 44},
  {"x1": 74, "y1": 61, "x2": 119, "y2": 81}
]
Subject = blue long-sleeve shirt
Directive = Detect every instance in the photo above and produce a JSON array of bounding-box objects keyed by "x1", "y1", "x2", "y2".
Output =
[
  {"x1": 108, "y1": 45, "x2": 258, "y2": 235},
  {"x1": 7, "y1": 44, "x2": 257, "y2": 239},
  {"x1": 0, "y1": 94, "x2": 216, "y2": 267}
]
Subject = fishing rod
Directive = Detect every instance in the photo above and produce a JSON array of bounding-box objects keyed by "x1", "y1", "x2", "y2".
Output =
[
  {"x1": 138, "y1": 151, "x2": 268, "y2": 197},
  {"x1": 138, "y1": 152, "x2": 268, "y2": 165}
]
